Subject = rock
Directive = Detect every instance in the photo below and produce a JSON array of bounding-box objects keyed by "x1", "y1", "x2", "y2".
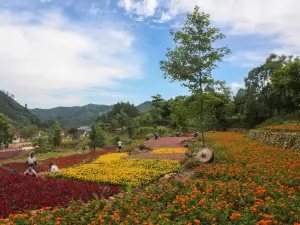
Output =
[
  {"x1": 248, "y1": 130, "x2": 300, "y2": 152},
  {"x1": 195, "y1": 148, "x2": 214, "y2": 163}
]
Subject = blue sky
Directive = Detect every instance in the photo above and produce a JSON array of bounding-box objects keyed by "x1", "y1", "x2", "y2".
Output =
[{"x1": 1, "y1": 0, "x2": 299, "y2": 109}]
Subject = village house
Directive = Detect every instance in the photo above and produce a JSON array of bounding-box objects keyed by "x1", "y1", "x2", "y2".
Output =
[{"x1": 77, "y1": 126, "x2": 91, "y2": 138}]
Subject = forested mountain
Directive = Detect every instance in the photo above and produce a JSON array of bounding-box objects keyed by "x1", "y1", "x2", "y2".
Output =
[
  {"x1": 31, "y1": 104, "x2": 112, "y2": 127},
  {"x1": 31, "y1": 102, "x2": 150, "y2": 127},
  {"x1": 136, "y1": 101, "x2": 152, "y2": 113},
  {"x1": 0, "y1": 90, "x2": 41, "y2": 127}
]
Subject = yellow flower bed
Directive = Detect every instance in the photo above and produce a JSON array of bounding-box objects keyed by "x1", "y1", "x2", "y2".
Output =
[
  {"x1": 54, "y1": 153, "x2": 180, "y2": 186},
  {"x1": 151, "y1": 148, "x2": 187, "y2": 154},
  {"x1": 92, "y1": 153, "x2": 128, "y2": 163}
]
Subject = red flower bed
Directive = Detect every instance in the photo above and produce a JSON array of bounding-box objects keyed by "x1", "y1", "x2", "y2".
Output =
[
  {"x1": 0, "y1": 167, "x2": 11, "y2": 176},
  {"x1": 0, "y1": 174, "x2": 121, "y2": 218},
  {"x1": 3, "y1": 147, "x2": 115, "y2": 173}
]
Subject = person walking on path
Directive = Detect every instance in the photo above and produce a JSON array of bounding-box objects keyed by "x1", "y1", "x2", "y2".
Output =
[
  {"x1": 154, "y1": 132, "x2": 158, "y2": 140},
  {"x1": 117, "y1": 140, "x2": 122, "y2": 152},
  {"x1": 26, "y1": 152, "x2": 37, "y2": 169}
]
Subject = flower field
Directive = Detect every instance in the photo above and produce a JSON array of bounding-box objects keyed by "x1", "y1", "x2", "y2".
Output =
[
  {"x1": 264, "y1": 125, "x2": 300, "y2": 131},
  {"x1": 3, "y1": 147, "x2": 115, "y2": 173},
  {"x1": 126, "y1": 153, "x2": 185, "y2": 161},
  {"x1": 0, "y1": 173, "x2": 121, "y2": 218},
  {"x1": 54, "y1": 153, "x2": 181, "y2": 186},
  {"x1": 2, "y1": 133, "x2": 300, "y2": 224},
  {"x1": 151, "y1": 147, "x2": 187, "y2": 154}
]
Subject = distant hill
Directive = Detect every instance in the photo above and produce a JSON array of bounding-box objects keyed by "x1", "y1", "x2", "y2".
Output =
[
  {"x1": 31, "y1": 101, "x2": 152, "y2": 127},
  {"x1": 0, "y1": 90, "x2": 41, "y2": 127},
  {"x1": 30, "y1": 104, "x2": 112, "y2": 127},
  {"x1": 136, "y1": 101, "x2": 152, "y2": 113}
]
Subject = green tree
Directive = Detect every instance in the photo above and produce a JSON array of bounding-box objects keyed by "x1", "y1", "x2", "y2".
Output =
[
  {"x1": 271, "y1": 57, "x2": 300, "y2": 113},
  {"x1": 116, "y1": 110, "x2": 136, "y2": 137},
  {"x1": 89, "y1": 123, "x2": 106, "y2": 151},
  {"x1": 0, "y1": 113, "x2": 14, "y2": 147},
  {"x1": 49, "y1": 122, "x2": 62, "y2": 148},
  {"x1": 21, "y1": 125, "x2": 38, "y2": 139},
  {"x1": 160, "y1": 6, "x2": 230, "y2": 144},
  {"x1": 169, "y1": 96, "x2": 189, "y2": 130},
  {"x1": 149, "y1": 94, "x2": 171, "y2": 122},
  {"x1": 68, "y1": 127, "x2": 78, "y2": 137}
]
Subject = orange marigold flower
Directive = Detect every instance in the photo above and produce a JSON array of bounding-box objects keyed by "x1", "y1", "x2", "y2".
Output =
[{"x1": 194, "y1": 219, "x2": 201, "y2": 224}]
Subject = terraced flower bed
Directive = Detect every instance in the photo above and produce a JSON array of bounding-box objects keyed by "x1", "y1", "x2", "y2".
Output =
[
  {"x1": 53, "y1": 153, "x2": 181, "y2": 186},
  {"x1": 264, "y1": 125, "x2": 300, "y2": 131},
  {"x1": 0, "y1": 133, "x2": 300, "y2": 225},
  {"x1": 3, "y1": 147, "x2": 115, "y2": 173},
  {"x1": 126, "y1": 153, "x2": 185, "y2": 161},
  {"x1": 0, "y1": 174, "x2": 121, "y2": 218},
  {"x1": 151, "y1": 147, "x2": 187, "y2": 154},
  {"x1": 2, "y1": 133, "x2": 299, "y2": 224}
]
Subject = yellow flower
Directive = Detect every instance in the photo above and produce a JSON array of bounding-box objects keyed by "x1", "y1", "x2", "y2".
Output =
[
  {"x1": 55, "y1": 155, "x2": 180, "y2": 187},
  {"x1": 151, "y1": 148, "x2": 187, "y2": 154}
]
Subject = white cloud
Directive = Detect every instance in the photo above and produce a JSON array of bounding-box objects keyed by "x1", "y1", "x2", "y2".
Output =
[
  {"x1": 224, "y1": 51, "x2": 269, "y2": 67},
  {"x1": 118, "y1": 0, "x2": 300, "y2": 64},
  {"x1": 118, "y1": 0, "x2": 158, "y2": 16},
  {"x1": 0, "y1": 10, "x2": 144, "y2": 108},
  {"x1": 230, "y1": 82, "x2": 244, "y2": 90}
]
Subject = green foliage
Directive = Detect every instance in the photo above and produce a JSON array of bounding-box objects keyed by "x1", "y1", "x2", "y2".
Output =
[
  {"x1": 169, "y1": 96, "x2": 189, "y2": 130},
  {"x1": 68, "y1": 127, "x2": 78, "y2": 138},
  {"x1": 148, "y1": 94, "x2": 171, "y2": 124},
  {"x1": 136, "y1": 101, "x2": 152, "y2": 113},
  {"x1": 98, "y1": 102, "x2": 140, "y2": 124},
  {"x1": 21, "y1": 125, "x2": 38, "y2": 139},
  {"x1": 89, "y1": 123, "x2": 106, "y2": 150},
  {"x1": 31, "y1": 104, "x2": 111, "y2": 128},
  {"x1": 0, "y1": 113, "x2": 14, "y2": 146},
  {"x1": 0, "y1": 90, "x2": 41, "y2": 127},
  {"x1": 239, "y1": 53, "x2": 300, "y2": 128},
  {"x1": 48, "y1": 122, "x2": 62, "y2": 148},
  {"x1": 160, "y1": 6, "x2": 230, "y2": 144}
]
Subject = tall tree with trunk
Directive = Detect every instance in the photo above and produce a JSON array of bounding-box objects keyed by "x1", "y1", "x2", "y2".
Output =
[
  {"x1": 160, "y1": 6, "x2": 230, "y2": 144},
  {"x1": 50, "y1": 122, "x2": 62, "y2": 149},
  {"x1": 0, "y1": 113, "x2": 14, "y2": 147},
  {"x1": 89, "y1": 123, "x2": 106, "y2": 151}
]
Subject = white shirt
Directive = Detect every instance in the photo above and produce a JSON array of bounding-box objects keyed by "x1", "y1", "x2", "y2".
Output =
[
  {"x1": 51, "y1": 165, "x2": 59, "y2": 173},
  {"x1": 27, "y1": 157, "x2": 36, "y2": 164},
  {"x1": 117, "y1": 141, "x2": 122, "y2": 147}
]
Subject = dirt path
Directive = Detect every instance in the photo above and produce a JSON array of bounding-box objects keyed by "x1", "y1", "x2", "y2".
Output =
[{"x1": 145, "y1": 136, "x2": 193, "y2": 149}]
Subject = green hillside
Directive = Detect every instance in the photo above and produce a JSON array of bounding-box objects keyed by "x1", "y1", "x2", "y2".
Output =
[
  {"x1": 136, "y1": 101, "x2": 152, "y2": 113},
  {"x1": 30, "y1": 102, "x2": 151, "y2": 127},
  {"x1": 0, "y1": 90, "x2": 41, "y2": 127},
  {"x1": 30, "y1": 104, "x2": 112, "y2": 127}
]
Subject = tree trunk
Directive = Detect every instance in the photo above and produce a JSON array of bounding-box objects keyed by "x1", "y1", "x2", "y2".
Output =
[{"x1": 199, "y1": 95, "x2": 205, "y2": 145}]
